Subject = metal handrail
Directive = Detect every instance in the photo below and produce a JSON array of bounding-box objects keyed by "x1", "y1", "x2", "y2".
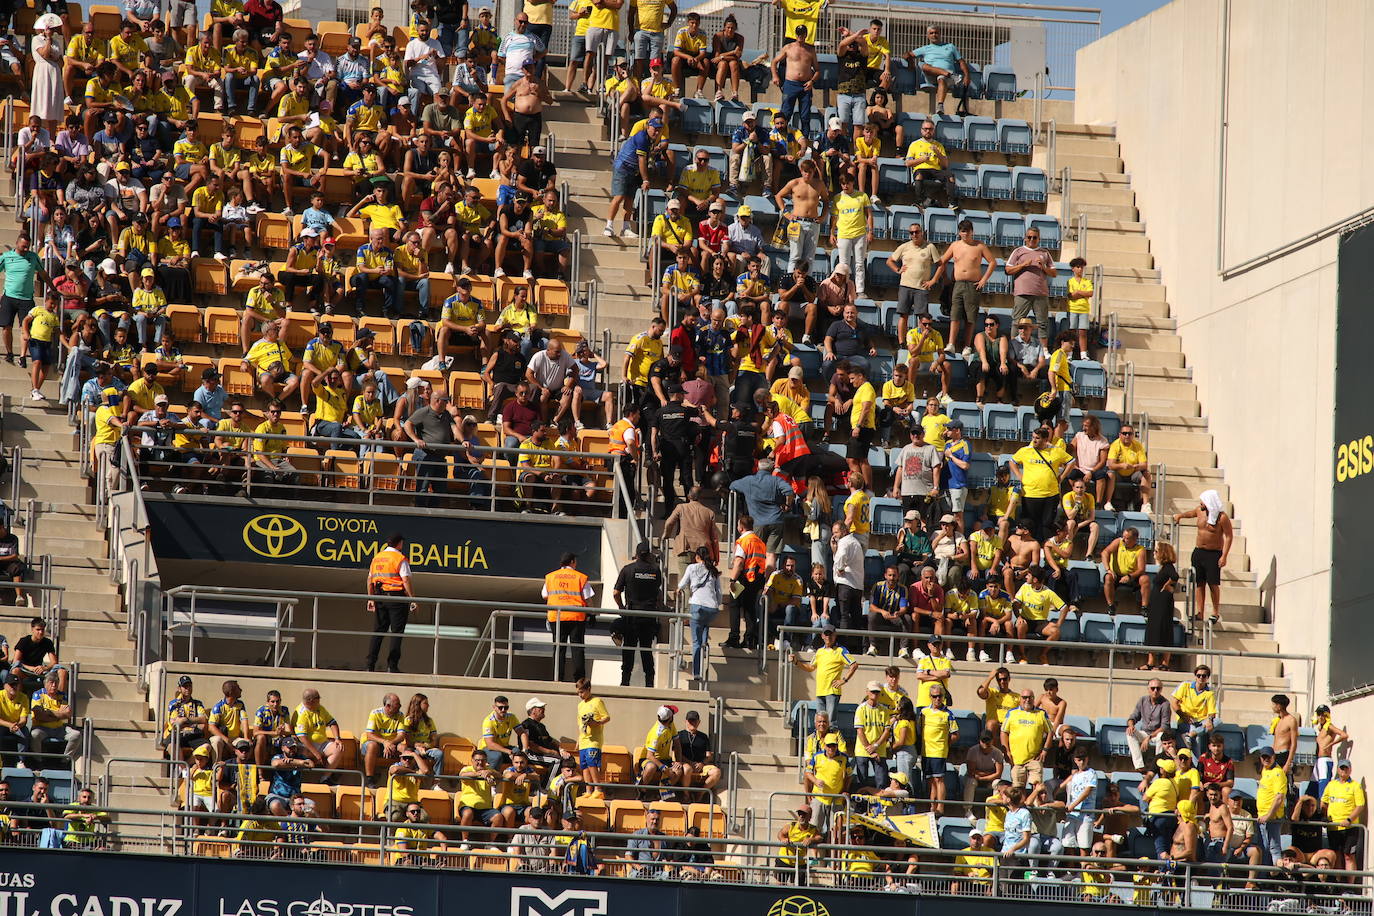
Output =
[
  {"x1": 772, "y1": 624, "x2": 1317, "y2": 713},
  {"x1": 1046, "y1": 119, "x2": 1057, "y2": 180}
]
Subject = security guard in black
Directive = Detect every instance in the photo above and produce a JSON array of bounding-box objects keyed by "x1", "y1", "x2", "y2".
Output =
[
  {"x1": 612, "y1": 541, "x2": 664, "y2": 687},
  {"x1": 652, "y1": 384, "x2": 698, "y2": 514}
]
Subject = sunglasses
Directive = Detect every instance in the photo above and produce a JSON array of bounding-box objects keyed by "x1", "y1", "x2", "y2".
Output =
[{"x1": 1148, "y1": 685, "x2": 1162, "y2": 691}]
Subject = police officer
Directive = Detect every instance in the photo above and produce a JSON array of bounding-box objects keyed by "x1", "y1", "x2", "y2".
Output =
[
  {"x1": 611, "y1": 542, "x2": 664, "y2": 687},
  {"x1": 721, "y1": 401, "x2": 762, "y2": 481},
  {"x1": 651, "y1": 384, "x2": 699, "y2": 517},
  {"x1": 366, "y1": 532, "x2": 415, "y2": 673}
]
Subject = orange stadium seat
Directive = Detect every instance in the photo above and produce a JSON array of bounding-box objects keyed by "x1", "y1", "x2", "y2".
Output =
[
  {"x1": 204, "y1": 308, "x2": 240, "y2": 345},
  {"x1": 287, "y1": 448, "x2": 325, "y2": 486},
  {"x1": 88, "y1": 5, "x2": 121, "y2": 38},
  {"x1": 417, "y1": 789, "x2": 453, "y2": 825},
  {"x1": 609, "y1": 800, "x2": 646, "y2": 832},
  {"x1": 688, "y1": 803, "x2": 726, "y2": 837},
  {"x1": 466, "y1": 275, "x2": 496, "y2": 306},
  {"x1": 535, "y1": 279, "x2": 570, "y2": 315},
  {"x1": 398, "y1": 321, "x2": 432, "y2": 357},
  {"x1": 325, "y1": 450, "x2": 361, "y2": 488},
  {"x1": 365, "y1": 453, "x2": 403, "y2": 490},
  {"x1": 573, "y1": 795, "x2": 608, "y2": 832},
  {"x1": 650, "y1": 801, "x2": 687, "y2": 835},
  {"x1": 429, "y1": 273, "x2": 456, "y2": 305},
  {"x1": 336, "y1": 784, "x2": 374, "y2": 821},
  {"x1": 218, "y1": 358, "x2": 254, "y2": 396},
  {"x1": 495, "y1": 276, "x2": 530, "y2": 309},
  {"x1": 180, "y1": 355, "x2": 213, "y2": 392},
  {"x1": 473, "y1": 849, "x2": 512, "y2": 872},
  {"x1": 257, "y1": 214, "x2": 294, "y2": 250},
  {"x1": 449, "y1": 372, "x2": 485, "y2": 411},
  {"x1": 337, "y1": 731, "x2": 359, "y2": 769},
  {"x1": 358, "y1": 317, "x2": 396, "y2": 353},
  {"x1": 321, "y1": 315, "x2": 356, "y2": 346},
  {"x1": 440, "y1": 737, "x2": 475, "y2": 771},
  {"x1": 230, "y1": 117, "x2": 266, "y2": 147},
  {"x1": 301, "y1": 783, "x2": 336, "y2": 818},
  {"x1": 332, "y1": 218, "x2": 369, "y2": 250},
  {"x1": 192, "y1": 837, "x2": 232, "y2": 858},
  {"x1": 166, "y1": 304, "x2": 203, "y2": 343},
  {"x1": 601, "y1": 746, "x2": 632, "y2": 783},
  {"x1": 192, "y1": 259, "x2": 229, "y2": 297}
]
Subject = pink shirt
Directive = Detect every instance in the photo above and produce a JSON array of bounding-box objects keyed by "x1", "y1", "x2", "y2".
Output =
[
  {"x1": 1007, "y1": 245, "x2": 1054, "y2": 297},
  {"x1": 1072, "y1": 431, "x2": 1109, "y2": 472}
]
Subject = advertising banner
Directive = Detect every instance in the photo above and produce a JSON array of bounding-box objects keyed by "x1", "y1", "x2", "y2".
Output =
[{"x1": 144, "y1": 499, "x2": 601, "y2": 577}]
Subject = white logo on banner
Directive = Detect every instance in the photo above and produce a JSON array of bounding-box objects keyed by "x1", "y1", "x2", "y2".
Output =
[{"x1": 510, "y1": 888, "x2": 608, "y2": 916}]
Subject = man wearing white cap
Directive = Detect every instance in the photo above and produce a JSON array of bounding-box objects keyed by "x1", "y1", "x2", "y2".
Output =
[
  {"x1": 639, "y1": 704, "x2": 682, "y2": 791},
  {"x1": 816, "y1": 117, "x2": 855, "y2": 195},
  {"x1": 517, "y1": 697, "x2": 571, "y2": 782},
  {"x1": 727, "y1": 109, "x2": 769, "y2": 196}
]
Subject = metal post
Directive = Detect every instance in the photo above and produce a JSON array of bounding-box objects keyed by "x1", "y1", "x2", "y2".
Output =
[{"x1": 1046, "y1": 119, "x2": 1057, "y2": 179}]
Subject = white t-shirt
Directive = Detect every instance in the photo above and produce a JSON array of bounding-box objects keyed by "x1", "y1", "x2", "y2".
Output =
[
  {"x1": 404, "y1": 37, "x2": 444, "y2": 84},
  {"x1": 1064, "y1": 768, "x2": 1098, "y2": 811}
]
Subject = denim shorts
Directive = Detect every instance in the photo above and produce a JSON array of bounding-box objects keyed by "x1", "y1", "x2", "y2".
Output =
[
  {"x1": 837, "y1": 93, "x2": 866, "y2": 126},
  {"x1": 632, "y1": 29, "x2": 664, "y2": 61}
]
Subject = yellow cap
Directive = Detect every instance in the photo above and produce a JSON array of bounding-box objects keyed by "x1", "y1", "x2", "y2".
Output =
[
  {"x1": 737, "y1": 205, "x2": 752, "y2": 217},
  {"x1": 102, "y1": 387, "x2": 121, "y2": 398}
]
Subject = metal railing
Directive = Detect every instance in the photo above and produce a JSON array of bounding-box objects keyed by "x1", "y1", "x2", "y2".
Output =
[
  {"x1": 160, "y1": 584, "x2": 691, "y2": 686},
  {"x1": 772, "y1": 624, "x2": 1318, "y2": 714},
  {"x1": 1091, "y1": 263, "x2": 1105, "y2": 328}
]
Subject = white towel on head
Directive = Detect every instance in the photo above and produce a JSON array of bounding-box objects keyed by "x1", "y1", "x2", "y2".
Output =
[{"x1": 1200, "y1": 489, "x2": 1223, "y2": 526}]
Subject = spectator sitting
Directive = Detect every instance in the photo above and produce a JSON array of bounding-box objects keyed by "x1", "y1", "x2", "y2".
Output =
[
  {"x1": 160, "y1": 674, "x2": 208, "y2": 760},
  {"x1": 1101, "y1": 526, "x2": 1151, "y2": 612},
  {"x1": 0, "y1": 520, "x2": 28, "y2": 608},
  {"x1": 29, "y1": 670, "x2": 81, "y2": 761},
  {"x1": 627, "y1": 808, "x2": 671, "y2": 878},
  {"x1": 265, "y1": 735, "x2": 315, "y2": 817},
  {"x1": 907, "y1": 24, "x2": 970, "y2": 116},
  {"x1": 1104, "y1": 423, "x2": 1153, "y2": 513},
  {"x1": 293, "y1": 688, "x2": 344, "y2": 773},
  {"x1": 10, "y1": 617, "x2": 61, "y2": 691},
  {"x1": 0, "y1": 672, "x2": 33, "y2": 768},
  {"x1": 457, "y1": 748, "x2": 508, "y2": 846}
]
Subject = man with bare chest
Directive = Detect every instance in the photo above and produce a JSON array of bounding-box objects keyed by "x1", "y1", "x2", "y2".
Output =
[
  {"x1": 1271, "y1": 694, "x2": 1298, "y2": 774},
  {"x1": 1172, "y1": 491, "x2": 1232, "y2": 624},
  {"x1": 771, "y1": 28, "x2": 817, "y2": 133},
  {"x1": 1001, "y1": 519, "x2": 1041, "y2": 593},
  {"x1": 934, "y1": 220, "x2": 996, "y2": 357},
  {"x1": 776, "y1": 159, "x2": 826, "y2": 274},
  {"x1": 504, "y1": 71, "x2": 552, "y2": 152}
]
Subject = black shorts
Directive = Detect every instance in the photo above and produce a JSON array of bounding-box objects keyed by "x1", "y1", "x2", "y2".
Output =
[
  {"x1": 846, "y1": 425, "x2": 874, "y2": 459},
  {"x1": 0, "y1": 296, "x2": 32, "y2": 327},
  {"x1": 1329, "y1": 827, "x2": 1362, "y2": 857},
  {"x1": 1191, "y1": 547, "x2": 1222, "y2": 586}
]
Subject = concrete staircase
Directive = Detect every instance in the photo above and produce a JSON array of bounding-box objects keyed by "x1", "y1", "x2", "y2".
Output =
[{"x1": 0, "y1": 362, "x2": 165, "y2": 812}]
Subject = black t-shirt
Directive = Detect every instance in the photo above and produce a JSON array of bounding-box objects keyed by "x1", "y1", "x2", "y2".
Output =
[
  {"x1": 825, "y1": 319, "x2": 875, "y2": 358},
  {"x1": 805, "y1": 578, "x2": 835, "y2": 602},
  {"x1": 517, "y1": 159, "x2": 557, "y2": 194},
  {"x1": 647, "y1": 358, "x2": 685, "y2": 404},
  {"x1": 490, "y1": 349, "x2": 528, "y2": 385},
  {"x1": 500, "y1": 203, "x2": 529, "y2": 234},
  {"x1": 724, "y1": 421, "x2": 759, "y2": 462},
  {"x1": 674, "y1": 728, "x2": 712, "y2": 763},
  {"x1": 614, "y1": 559, "x2": 662, "y2": 610},
  {"x1": 655, "y1": 403, "x2": 696, "y2": 442},
  {"x1": 520, "y1": 716, "x2": 560, "y2": 754},
  {"x1": 778, "y1": 275, "x2": 817, "y2": 303},
  {"x1": 14, "y1": 635, "x2": 57, "y2": 667},
  {"x1": 0, "y1": 534, "x2": 18, "y2": 561}
]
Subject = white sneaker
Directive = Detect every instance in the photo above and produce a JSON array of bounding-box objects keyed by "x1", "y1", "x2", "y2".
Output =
[
  {"x1": 944, "y1": 343, "x2": 955, "y2": 353},
  {"x1": 522, "y1": 269, "x2": 533, "y2": 279},
  {"x1": 14, "y1": 593, "x2": 27, "y2": 607},
  {"x1": 801, "y1": 334, "x2": 813, "y2": 345},
  {"x1": 1004, "y1": 649, "x2": 1016, "y2": 663},
  {"x1": 213, "y1": 251, "x2": 227, "y2": 262},
  {"x1": 978, "y1": 650, "x2": 991, "y2": 662},
  {"x1": 1141, "y1": 501, "x2": 1153, "y2": 513},
  {"x1": 30, "y1": 389, "x2": 45, "y2": 401},
  {"x1": 864, "y1": 645, "x2": 878, "y2": 656},
  {"x1": 961, "y1": 346, "x2": 974, "y2": 359},
  {"x1": 246, "y1": 202, "x2": 266, "y2": 215},
  {"x1": 444, "y1": 262, "x2": 456, "y2": 274},
  {"x1": 489, "y1": 169, "x2": 501, "y2": 179},
  {"x1": 965, "y1": 648, "x2": 975, "y2": 662},
  {"x1": 465, "y1": 168, "x2": 476, "y2": 179},
  {"x1": 460, "y1": 266, "x2": 473, "y2": 275},
  {"x1": 945, "y1": 648, "x2": 955, "y2": 660},
  {"x1": 494, "y1": 267, "x2": 506, "y2": 277},
  {"x1": 282, "y1": 208, "x2": 294, "y2": 218},
  {"x1": 621, "y1": 226, "x2": 638, "y2": 238},
  {"x1": 1103, "y1": 502, "x2": 1115, "y2": 511},
  {"x1": 871, "y1": 195, "x2": 882, "y2": 208},
  {"x1": 898, "y1": 646, "x2": 912, "y2": 660},
  {"x1": 603, "y1": 223, "x2": 615, "y2": 237},
  {"x1": 938, "y1": 393, "x2": 953, "y2": 407},
  {"x1": 914, "y1": 648, "x2": 928, "y2": 659}
]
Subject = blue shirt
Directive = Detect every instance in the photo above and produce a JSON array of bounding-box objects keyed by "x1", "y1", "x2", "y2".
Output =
[
  {"x1": 695, "y1": 325, "x2": 733, "y2": 376},
  {"x1": 869, "y1": 582, "x2": 906, "y2": 614},
  {"x1": 336, "y1": 51, "x2": 370, "y2": 84},
  {"x1": 300, "y1": 206, "x2": 338, "y2": 236},
  {"x1": 82, "y1": 375, "x2": 127, "y2": 408},
  {"x1": 613, "y1": 130, "x2": 654, "y2": 174},
  {"x1": 193, "y1": 383, "x2": 227, "y2": 420},
  {"x1": 731, "y1": 123, "x2": 769, "y2": 146},
  {"x1": 912, "y1": 41, "x2": 961, "y2": 73},
  {"x1": 1003, "y1": 806, "x2": 1032, "y2": 841},
  {"x1": 0, "y1": 249, "x2": 42, "y2": 301},
  {"x1": 268, "y1": 755, "x2": 304, "y2": 798},
  {"x1": 943, "y1": 438, "x2": 970, "y2": 490},
  {"x1": 729, "y1": 471, "x2": 794, "y2": 528}
]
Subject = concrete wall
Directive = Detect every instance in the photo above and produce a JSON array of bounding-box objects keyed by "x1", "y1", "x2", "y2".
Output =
[{"x1": 1073, "y1": 0, "x2": 1374, "y2": 721}]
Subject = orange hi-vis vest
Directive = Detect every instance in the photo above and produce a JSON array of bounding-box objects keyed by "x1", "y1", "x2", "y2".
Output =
[
  {"x1": 736, "y1": 532, "x2": 766, "y2": 583},
  {"x1": 545, "y1": 566, "x2": 589, "y2": 622},
  {"x1": 772, "y1": 413, "x2": 810, "y2": 466},
  {"x1": 609, "y1": 418, "x2": 634, "y2": 455},
  {"x1": 369, "y1": 548, "x2": 407, "y2": 592}
]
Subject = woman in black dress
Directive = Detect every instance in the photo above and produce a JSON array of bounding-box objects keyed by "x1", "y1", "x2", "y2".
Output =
[{"x1": 1143, "y1": 541, "x2": 1179, "y2": 670}]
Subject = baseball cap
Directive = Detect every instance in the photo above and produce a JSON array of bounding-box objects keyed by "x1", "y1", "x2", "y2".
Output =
[
  {"x1": 822, "y1": 734, "x2": 839, "y2": 746},
  {"x1": 904, "y1": 510, "x2": 919, "y2": 521},
  {"x1": 827, "y1": 117, "x2": 842, "y2": 130},
  {"x1": 455, "y1": 48, "x2": 468, "y2": 57},
  {"x1": 788, "y1": 365, "x2": 804, "y2": 380},
  {"x1": 939, "y1": 513, "x2": 956, "y2": 524},
  {"x1": 192, "y1": 745, "x2": 211, "y2": 757},
  {"x1": 947, "y1": 419, "x2": 963, "y2": 429},
  {"x1": 396, "y1": 95, "x2": 412, "y2": 106},
  {"x1": 668, "y1": 344, "x2": 684, "y2": 358},
  {"x1": 1257, "y1": 746, "x2": 1275, "y2": 757},
  {"x1": 866, "y1": 680, "x2": 883, "y2": 692},
  {"x1": 708, "y1": 201, "x2": 724, "y2": 212},
  {"x1": 647, "y1": 117, "x2": 664, "y2": 129},
  {"x1": 1, "y1": 673, "x2": 17, "y2": 686},
  {"x1": 821, "y1": 625, "x2": 836, "y2": 635},
  {"x1": 1316, "y1": 704, "x2": 1331, "y2": 715},
  {"x1": 928, "y1": 633, "x2": 943, "y2": 644},
  {"x1": 356, "y1": 328, "x2": 375, "y2": 339},
  {"x1": 666, "y1": 198, "x2": 682, "y2": 210},
  {"x1": 742, "y1": 110, "x2": 757, "y2": 121},
  {"x1": 140, "y1": 267, "x2": 155, "y2": 277},
  {"x1": 1158, "y1": 758, "x2": 1178, "y2": 774},
  {"x1": 649, "y1": 57, "x2": 663, "y2": 67},
  {"x1": 177, "y1": 675, "x2": 193, "y2": 687},
  {"x1": 1339, "y1": 759, "x2": 1353, "y2": 769},
  {"x1": 405, "y1": 376, "x2": 427, "y2": 390},
  {"x1": 656, "y1": 704, "x2": 678, "y2": 721},
  {"x1": 232, "y1": 737, "x2": 252, "y2": 750},
  {"x1": 323, "y1": 236, "x2": 337, "y2": 247},
  {"x1": 737, "y1": 205, "x2": 753, "y2": 217},
  {"x1": 300, "y1": 227, "x2": 320, "y2": 237},
  {"x1": 166, "y1": 216, "x2": 182, "y2": 228},
  {"x1": 153, "y1": 394, "x2": 169, "y2": 405},
  {"x1": 115, "y1": 160, "x2": 131, "y2": 170},
  {"x1": 892, "y1": 772, "x2": 909, "y2": 786},
  {"x1": 533, "y1": 145, "x2": 547, "y2": 155},
  {"x1": 525, "y1": 697, "x2": 546, "y2": 712}
]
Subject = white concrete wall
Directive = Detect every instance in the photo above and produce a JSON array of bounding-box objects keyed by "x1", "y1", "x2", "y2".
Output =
[{"x1": 1073, "y1": 0, "x2": 1374, "y2": 727}]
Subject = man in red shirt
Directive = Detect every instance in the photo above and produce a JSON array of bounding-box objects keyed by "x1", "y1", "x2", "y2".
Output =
[
  {"x1": 695, "y1": 201, "x2": 729, "y2": 272},
  {"x1": 906, "y1": 565, "x2": 946, "y2": 640},
  {"x1": 1198, "y1": 732, "x2": 1235, "y2": 792},
  {"x1": 669, "y1": 311, "x2": 700, "y2": 376}
]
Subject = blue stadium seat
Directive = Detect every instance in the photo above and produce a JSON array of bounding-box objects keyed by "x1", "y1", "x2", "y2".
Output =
[
  {"x1": 932, "y1": 114, "x2": 965, "y2": 151},
  {"x1": 1, "y1": 767, "x2": 33, "y2": 801},
  {"x1": 1080, "y1": 612, "x2": 1116, "y2": 644},
  {"x1": 1088, "y1": 409, "x2": 1120, "y2": 439},
  {"x1": 950, "y1": 709, "x2": 983, "y2": 749},
  {"x1": 1096, "y1": 717, "x2": 1131, "y2": 758},
  {"x1": 951, "y1": 162, "x2": 979, "y2": 200},
  {"x1": 991, "y1": 212, "x2": 1026, "y2": 248},
  {"x1": 1012, "y1": 166, "x2": 1048, "y2": 203},
  {"x1": 963, "y1": 209, "x2": 993, "y2": 245},
  {"x1": 863, "y1": 550, "x2": 886, "y2": 586},
  {"x1": 1068, "y1": 560, "x2": 1103, "y2": 600},
  {"x1": 1213, "y1": 723, "x2": 1247, "y2": 762},
  {"x1": 1115, "y1": 615, "x2": 1148, "y2": 645},
  {"x1": 870, "y1": 204, "x2": 891, "y2": 240},
  {"x1": 802, "y1": 108, "x2": 824, "y2": 140},
  {"x1": 998, "y1": 118, "x2": 1033, "y2": 155},
  {"x1": 1244, "y1": 724, "x2": 1270, "y2": 755},
  {"x1": 763, "y1": 246, "x2": 789, "y2": 278},
  {"x1": 871, "y1": 498, "x2": 904, "y2": 535},
  {"x1": 43, "y1": 770, "x2": 73, "y2": 803},
  {"x1": 983, "y1": 66, "x2": 1018, "y2": 101},
  {"x1": 1026, "y1": 214, "x2": 1062, "y2": 251},
  {"x1": 1118, "y1": 511, "x2": 1154, "y2": 547},
  {"x1": 870, "y1": 349, "x2": 895, "y2": 380},
  {"x1": 925, "y1": 207, "x2": 959, "y2": 243},
  {"x1": 741, "y1": 194, "x2": 778, "y2": 225},
  {"x1": 866, "y1": 252, "x2": 900, "y2": 290},
  {"x1": 795, "y1": 345, "x2": 822, "y2": 381},
  {"x1": 1057, "y1": 615, "x2": 1080, "y2": 644},
  {"x1": 1230, "y1": 777, "x2": 1258, "y2": 801},
  {"x1": 714, "y1": 99, "x2": 747, "y2": 134},
  {"x1": 668, "y1": 143, "x2": 691, "y2": 180},
  {"x1": 810, "y1": 248, "x2": 833, "y2": 283},
  {"x1": 855, "y1": 298, "x2": 880, "y2": 327},
  {"x1": 1063, "y1": 714, "x2": 1096, "y2": 740},
  {"x1": 1294, "y1": 728, "x2": 1318, "y2": 767},
  {"x1": 877, "y1": 158, "x2": 911, "y2": 196},
  {"x1": 984, "y1": 404, "x2": 1019, "y2": 440},
  {"x1": 815, "y1": 54, "x2": 839, "y2": 91},
  {"x1": 1109, "y1": 771, "x2": 1144, "y2": 806},
  {"x1": 636, "y1": 188, "x2": 668, "y2": 222},
  {"x1": 879, "y1": 300, "x2": 901, "y2": 336},
  {"x1": 978, "y1": 164, "x2": 1013, "y2": 200},
  {"x1": 1094, "y1": 509, "x2": 1120, "y2": 540},
  {"x1": 966, "y1": 452, "x2": 996, "y2": 488},
  {"x1": 1049, "y1": 262, "x2": 1071, "y2": 299},
  {"x1": 891, "y1": 59, "x2": 919, "y2": 95},
  {"x1": 948, "y1": 402, "x2": 983, "y2": 438},
  {"x1": 808, "y1": 391, "x2": 827, "y2": 420},
  {"x1": 1014, "y1": 405, "x2": 1040, "y2": 441},
  {"x1": 986, "y1": 307, "x2": 1014, "y2": 334},
  {"x1": 965, "y1": 116, "x2": 999, "y2": 152},
  {"x1": 679, "y1": 98, "x2": 713, "y2": 134},
  {"x1": 887, "y1": 205, "x2": 925, "y2": 238},
  {"x1": 986, "y1": 262, "x2": 1011, "y2": 296},
  {"x1": 1073, "y1": 360, "x2": 1107, "y2": 397},
  {"x1": 938, "y1": 817, "x2": 973, "y2": 850},
  {"x1": 750, "y1": 101, "x2": 780, "y2": 122}
]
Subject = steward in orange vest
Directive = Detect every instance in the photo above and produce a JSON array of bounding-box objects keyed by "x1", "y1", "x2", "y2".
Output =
[
  {"x1": 543, "y1": 551, "x2": 593, "y2": 682},
  {"x1": 366, "y1": 533, "x2": 413, "y2": 673},
  {"x1": 766, "y1": 398, "x2": 818, "y2": 481}
]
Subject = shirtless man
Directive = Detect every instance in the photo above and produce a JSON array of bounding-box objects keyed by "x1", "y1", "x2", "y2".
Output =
[
  {"x1": 1037, "y1": 677, "x2": 1067, "y2": 732},
  {"x1": 1001, "y1": 519, "x2": 1041, "y2": 594},
  {"x1": 775, "y1": 159, "x2": 826, "y2": 274},
  {"x1": 933, "y1": 220, "x2": 996, "y2": 356},
  {"x1": 503, "y1": 69, "x2": 552, "y2": 153},
  {"x1": 1095, "y1": 782, "x2": 1139, "y2": 859},
  {"x1": 1313, "y1": 705, "x2": 1349, "y2": 791},
  {"x1": 1270, "y1": 694, "x2": 1299, "y2": 774},
  {"x1": 1170, "y1": 813, "x2": 1200, "y2": 863},
  {"x1": 771, "y1": 28, "x2": 818, "y2": 135},
  {"x1": 1171, "y1": 491, "x2": 1233, "y2": 625}
]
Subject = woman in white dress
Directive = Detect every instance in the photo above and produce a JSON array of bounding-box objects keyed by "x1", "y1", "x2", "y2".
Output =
[{"x1": 31, "y1": 15, "x2": 68, "y2": 134}]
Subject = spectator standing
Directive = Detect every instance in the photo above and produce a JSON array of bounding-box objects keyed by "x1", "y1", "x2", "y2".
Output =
[
  {"x1": 886, "y1": 223, "x2": 941, "y2": 343},
  {"x1": 1172, "y1": 490, "x2": 1232, "y2": 625},
  {"x1": 1143, "y1": 542, "x2": 1179, "y2": 671},
  {"x1": 792, "y1": 626, "x2": 858, "y2": 721},
  {"x1": 1320, "y1": 760, "x2": 1365, "y2": 873},
  {"x1": 663, "y1": 486, "x2": 720, "y2": 575},
  {"x1": 828, "y1": 171, "x2": 872, "y2": 299},
  {"x1": 964, "y1": 729, "x2": 1007, "y2": 806},
  {"x1": 729, "y1": 460, "x2": 794, "y2": 572},
  {"x1": 931, "y1": 221, "x2": 993, "y2": 358},
  {"x1": 680, "y1": 546, "x2": 722, "y2": 683},
  {"x1": 1011, "y1": 426, "x2": 1074, "y2": 542},
  {"x1": 612, "y1": 542, "x2": 663, "y2": 687},
  {"x1": 832, "y1": 521, "x2": 865, "y2": 637},
  {"x1": 543, "y1": 553, "x2": 595, "y2": 682},
  {"x1": 365, "y1": 532, "x2": 413, "y2": 674},
  {"x1": 1000, "y1": 689, "x2": 1050, "y2": 788},
  {"x1": 1005, "y1": 226, "x2": 1055, "y2": 346},
  {"x1": 771, "y1": 28, "x2": 817, "y2": 134},
  {"x1": 1255, "y1": 746, "x2": 1288, "y2": 865}
]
